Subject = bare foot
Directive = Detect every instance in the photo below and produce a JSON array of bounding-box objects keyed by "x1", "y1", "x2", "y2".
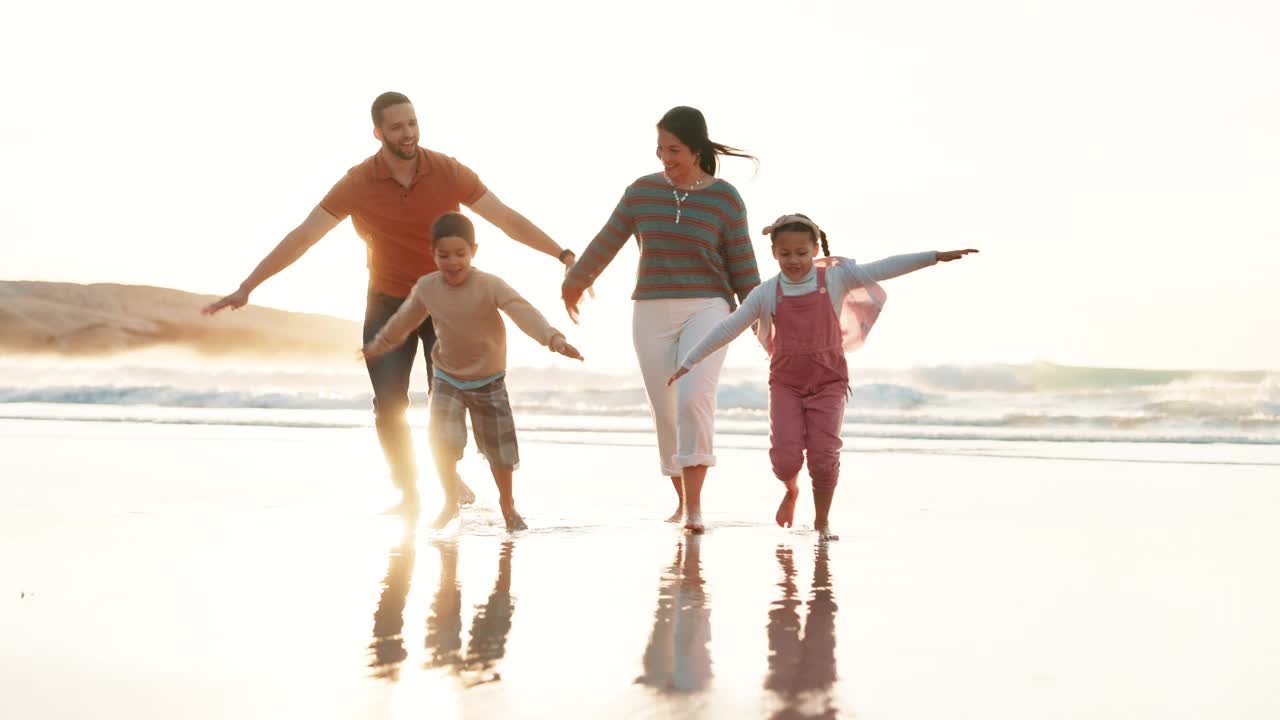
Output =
[
  {"x1": 817, "y1": 525, "x2": 840, "y2": 542},
  {"x1": 776, "y1": 485, "x2": 799, "y2": 528},
  {"x1": 457, "y1": 478, "x2": 476, "y2": 506},
  {"x1": 684, "y1": 510, "x2": 705, "y2": 534},
  {"x1": 501, "y1": 505, "x2": 528, "y2": 532},
  {"x1": 665, "y1": 505, "x2": 685, "y2": 523},
  {"x1": 430, "y1": 503, "x2": 460, "y2": 530},
  {"x1": 382, "y1": 492, "x2": 420, "y2": 516}
]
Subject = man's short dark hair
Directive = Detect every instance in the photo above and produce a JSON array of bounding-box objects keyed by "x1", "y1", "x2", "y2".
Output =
[{"x1": 371, "y1": 92, "x2": 412, "y2": 127}]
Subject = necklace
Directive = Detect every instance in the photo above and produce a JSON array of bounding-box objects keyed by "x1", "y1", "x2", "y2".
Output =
[{"x1": 664, "y1": 173, "x2": 711, "y2": 224}]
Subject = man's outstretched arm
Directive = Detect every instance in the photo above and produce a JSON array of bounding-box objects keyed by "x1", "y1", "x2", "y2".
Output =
[
  {"x1": 202, "y1": 206, "x2": 342, "y2": 314},
  {"x1": 468, "y1": 191, "x2": 575, "y2": 273}
]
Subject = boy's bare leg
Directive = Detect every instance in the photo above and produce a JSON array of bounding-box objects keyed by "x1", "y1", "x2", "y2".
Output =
[
  {"x1": 776, "y1": 475, "x2": 800, "y2": 528},
  {"x1": 430, "y1": 452, "x2": 461, "y2": 530},
  {"x1": 682, "y1": 465, "x2": 708, "y2": 533},
  {"x1": 665, "y1": 476, "x2": 684, "y2": 522},
  {"x1": 813, "y1": 488, "x2": 838, "y2": 541},
  {"x1": 490, "y1": 464, "x2": 527, "y2": 531}
]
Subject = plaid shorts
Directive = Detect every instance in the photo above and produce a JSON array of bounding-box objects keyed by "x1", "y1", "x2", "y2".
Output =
[{"x1": 428, "y1": 377, "x2": 519, "y2": 469}]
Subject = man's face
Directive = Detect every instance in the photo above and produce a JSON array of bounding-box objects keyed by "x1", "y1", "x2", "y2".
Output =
[{"x1": 374, "y1": 103, "x2": 419, "y2": 160}]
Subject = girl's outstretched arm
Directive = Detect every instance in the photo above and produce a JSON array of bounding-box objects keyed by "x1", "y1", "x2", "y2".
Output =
[
  {"x1": 667, "y1": 284, "x2": 769, "y2": 385},
  {"x1": 833, "y1": 249, "x2": 978, "y2": 289},
  {"x1": 937, "y1": 249, "x2": 978, "y2": 262}
]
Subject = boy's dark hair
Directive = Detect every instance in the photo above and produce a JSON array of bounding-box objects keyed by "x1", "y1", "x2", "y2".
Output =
[
  {"x1": 770, "y1": 213, "x2": 831, "y2": 257},
  {"x1": 431, "y1": 212, "x2": 475, "y2": 246},
  {"x1": 371, "y1": 91, "x2": 412, "y2": 127}
]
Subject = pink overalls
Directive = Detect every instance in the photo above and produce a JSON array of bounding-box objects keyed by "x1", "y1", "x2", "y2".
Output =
[{"x1": 768, "y1": 266, "x2": 849, "y2": 492}]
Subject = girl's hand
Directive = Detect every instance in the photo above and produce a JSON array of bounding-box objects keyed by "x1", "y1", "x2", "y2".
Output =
[
  {"x1": 937, "y1": 248, "x2": 979, "y2": 262},
  {"x1": 667, "y1": 367, "x2": 690, "y2": 386},
  {"x1": 551, "y1": 335, "x2": 584, "y2": 362}
]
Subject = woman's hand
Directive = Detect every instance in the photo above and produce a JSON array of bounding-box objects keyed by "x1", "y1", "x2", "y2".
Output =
[
  {"x1": 562, "y1": 286, "x2": 585, "y2": 324},
  {"x1": 667, "y1": 367, "x2": 690, "y2": 386},
  {"x1": 550, "y1": 335, "x2": 584, "y2": 361},
  {"x1": 937, "y1": 248, "x2": 979, "y2": 262}
]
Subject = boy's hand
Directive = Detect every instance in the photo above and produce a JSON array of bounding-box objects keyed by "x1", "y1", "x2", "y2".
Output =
[
  {"x1": 551, "y1": 335, "x2": 584, "y2": 362},
  {"x1": 937, "y1": 248, "x2": 979, "y2": 262},
  {"x1": 667, "y1": 367, "x2": 690, "y2": 386}
]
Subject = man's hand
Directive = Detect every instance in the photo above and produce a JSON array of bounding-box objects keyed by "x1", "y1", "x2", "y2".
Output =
[
  {"x1": 550, "y1": 335, "x2": 584, "y2": 362},
  {"x1": 202, "y1": 287, "x2": 250, "y2": 315},
  {"x1": 360, "y1": 343, "x2": 387, "y2": 362}
]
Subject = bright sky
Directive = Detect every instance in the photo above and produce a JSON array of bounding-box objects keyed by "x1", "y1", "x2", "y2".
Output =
[{"x1": 4, "y1": 0, "x2": 1278, "y2": 371}]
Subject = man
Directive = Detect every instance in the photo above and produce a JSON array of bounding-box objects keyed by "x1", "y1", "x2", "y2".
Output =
[{"x1": 203, "y1": 91, "x2": 575, "y2": 513}]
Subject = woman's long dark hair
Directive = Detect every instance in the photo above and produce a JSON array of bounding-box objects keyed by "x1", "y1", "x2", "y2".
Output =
[{"x1": 657, "y1": 106, "x2": 757, "y2": 176}]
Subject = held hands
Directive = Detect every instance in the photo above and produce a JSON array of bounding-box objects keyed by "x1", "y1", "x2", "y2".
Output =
[
  {"x1": 550, "y1": 334, "x2": 584, "y2": 362},
  {"x1": 201, "y1": 287, "x2": 250, "y2": 315},
  {"x1": 667, "y1": 366, "x2": 690, "y2": 386},
  {"x1": 937, "y1": 248, "x2": 979, "y2": 262}
]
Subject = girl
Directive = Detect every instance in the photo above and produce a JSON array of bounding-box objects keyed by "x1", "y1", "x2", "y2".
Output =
[
  {"x1": 364, "y1": 213, "x2": 584, "y2": 531},
  {"x1": 669, "y1": 214, "x2": 976, "y2": 540}
]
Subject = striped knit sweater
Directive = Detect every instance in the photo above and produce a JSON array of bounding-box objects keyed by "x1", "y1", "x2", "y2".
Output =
[{"x1": 563, "y1": 174, "x2": 761, "y2": 307}]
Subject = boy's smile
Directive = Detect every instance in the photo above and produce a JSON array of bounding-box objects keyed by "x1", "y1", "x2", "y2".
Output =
[{"x1": 434, "y1": 235, "x2": 475, "y2": 286}]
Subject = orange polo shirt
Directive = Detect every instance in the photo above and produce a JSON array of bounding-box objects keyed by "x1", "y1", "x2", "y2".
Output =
[{"x1": 320, "y1": 147, "x2": 488, "y2": 298}]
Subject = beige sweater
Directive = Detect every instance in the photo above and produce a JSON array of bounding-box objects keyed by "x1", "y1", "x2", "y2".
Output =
[{"x1": 367, "y1": 270, "x2": 564, "y2": 381}]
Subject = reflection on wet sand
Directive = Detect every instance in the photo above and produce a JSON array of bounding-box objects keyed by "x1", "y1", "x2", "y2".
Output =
[
  {"x1": 636, "y1": 534, "x2": 713, "y2": 693},
  {"x1": 369, "y1": 535, "x2": 415, "y2": 680},
  {"x1": 765, "y1": 543, "x2": 839, "y2": 719},
  {"x1": 368, "y1": 535, "x2": 516, "y2": 686}
]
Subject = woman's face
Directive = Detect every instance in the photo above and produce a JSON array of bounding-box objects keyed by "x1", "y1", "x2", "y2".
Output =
[
  {"x1": 771, "y1": 230, "x2": 819, "y2": 282},
  {"x1": 656, "y1": 129, "x2": 699, "y2": 179}
]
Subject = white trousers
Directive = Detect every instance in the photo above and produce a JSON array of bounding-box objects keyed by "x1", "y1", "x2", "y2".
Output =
[{"x1": 632, "y1": 297, "x2": 731, "y2": 476}]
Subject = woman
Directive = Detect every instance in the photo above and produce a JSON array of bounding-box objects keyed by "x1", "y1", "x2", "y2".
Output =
[{"x1": 562, "y1": 106, "x2": 760, "y2": 532}]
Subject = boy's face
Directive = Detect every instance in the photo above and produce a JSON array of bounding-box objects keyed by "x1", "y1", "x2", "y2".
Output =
[
  {"x1": 434, "y1": 235, "x2": 475, "y2": 286},
  {"x1": 771, "y1": 230, "x2": 818, "y2": 282}
]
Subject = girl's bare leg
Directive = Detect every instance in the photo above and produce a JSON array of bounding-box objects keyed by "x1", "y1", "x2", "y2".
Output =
[
  {"x1": 776, "y1": 475, "x2": 800, "y2": 528},
  {"x1": 814, "y1": 488, "x2": 838, "y2": 541}
]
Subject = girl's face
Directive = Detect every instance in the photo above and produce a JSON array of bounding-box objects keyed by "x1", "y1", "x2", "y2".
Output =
[
  {"x1": 656, "y1": 129, "x2": 699, "y2": 180},
  {"x1": 434, "y1": 235, "x2": 475, "y2": 286},
  {"x1": 771, "y1": 230, "x2": 819, "y2": 282}
]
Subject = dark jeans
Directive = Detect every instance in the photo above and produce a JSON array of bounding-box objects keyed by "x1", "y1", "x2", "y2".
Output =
[{"x1": 364, "y1": 289, "x2": 437, "y2": 495}]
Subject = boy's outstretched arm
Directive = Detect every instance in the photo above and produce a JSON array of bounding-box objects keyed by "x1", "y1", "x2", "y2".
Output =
[
  {"x1": 362, "y1": 290, "x2": 430, "y2": 361},
  {"x1": 493, "y1": 277, "x2": 584, "y2": 362}
]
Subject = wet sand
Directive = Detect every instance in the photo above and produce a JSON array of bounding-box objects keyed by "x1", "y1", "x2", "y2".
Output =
[{"x1": 3, "y1": 418, "x2": 1280, "y2": 719}]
